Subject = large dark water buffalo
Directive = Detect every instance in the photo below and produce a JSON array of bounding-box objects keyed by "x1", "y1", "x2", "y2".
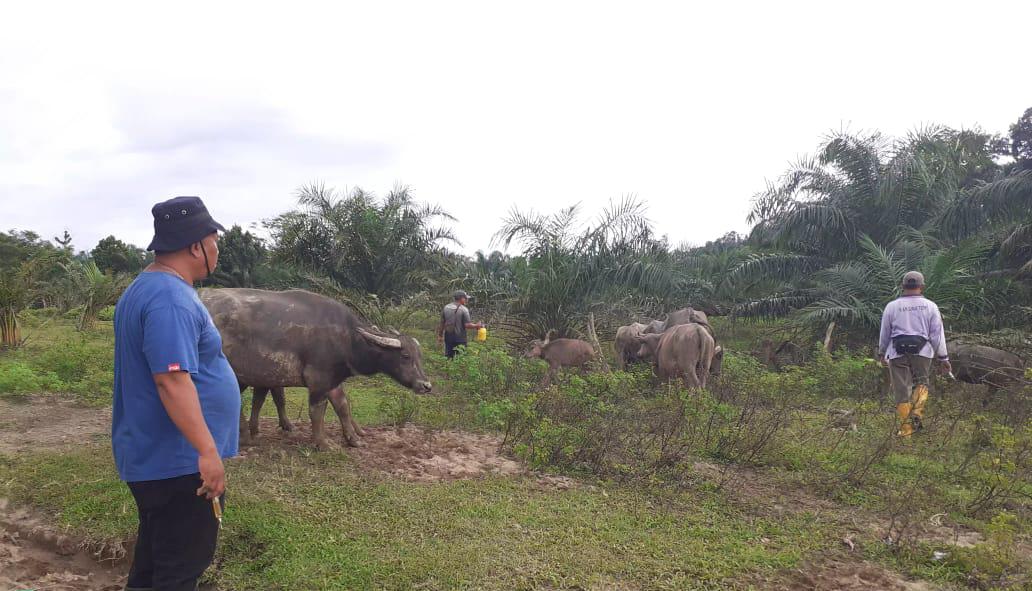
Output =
[
  {"x1": 948, "y1": 341, "x2": 1026, "y2": 398},
  {"x1": 200, "y1": 288, "x2": 432, "y2": 449}
]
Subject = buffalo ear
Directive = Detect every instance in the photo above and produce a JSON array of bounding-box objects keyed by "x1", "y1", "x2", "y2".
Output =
[{"x1": 358, "y1": 327, "x2": 402, "y2": 349}]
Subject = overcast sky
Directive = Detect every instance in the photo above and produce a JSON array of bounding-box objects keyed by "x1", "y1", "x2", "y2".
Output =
[{"x1": 2, "y1": 1, "x2": 1030, "y2": 256}]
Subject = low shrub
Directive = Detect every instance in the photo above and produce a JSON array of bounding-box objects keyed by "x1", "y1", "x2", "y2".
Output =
[
  {"x1": 442, "y1": 341, "x2": 545, "y2": 402},
  {"x1": 0, "y1": 359, "x2": 63, "y2": 397},
  {"x1": 378, "y1": 387, "x2": 420, "y2": 427},
  {"x1": 501, "y1": 353, "x2": 811, "y2": 478},
  {"x1": 946, "y1": 511, "x2": 1025, "y2": 589},
  {"x1": 97, "y1": 305, "x2": 116, "y2": 322},
  {"x1": 32, "y1": 336, "x2": 114, "y2": 403}
]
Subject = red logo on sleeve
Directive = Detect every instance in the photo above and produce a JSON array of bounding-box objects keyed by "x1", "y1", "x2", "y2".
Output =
[{"x1": 168, "y1": 363, "x2": 181, "y2": 372}]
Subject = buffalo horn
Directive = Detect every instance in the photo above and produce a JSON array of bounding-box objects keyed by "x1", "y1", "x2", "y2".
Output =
[{"x1": 358, "y1": 328, "x2": 402, "y2": 349}]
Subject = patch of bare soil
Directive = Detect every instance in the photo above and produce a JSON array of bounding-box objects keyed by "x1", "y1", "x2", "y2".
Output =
[
  {"x1": 0, "y1": 396, "x2": 110, "y2": 455},
  {"x1": 0, "y1": 499, "x2": 127, "y2": 591},
  {"x1": 252, "y1": 418, "x2": 526, "y2": 482},
  {"x1": 691, "y1": 461, "x2": 841, "y2": 516},
  {"x1": 759, "y1": 557, "x2": 935, "y2": 591},
  {"x1": 692, "y1": 460, "x2": 985, "y2": 550},
  {"x1": 693, "y1": 462, "x2": 996, "y2": 590}
]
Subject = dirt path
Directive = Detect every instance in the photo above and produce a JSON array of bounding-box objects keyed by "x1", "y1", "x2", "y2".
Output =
[
  {"x1": 0, "y1": 395, "x2": 110, "y2": 454},
  {"x1": 250, "y1": 417, "x2": 528, "y2": 482},
  {"x1": 753, "y1": 557, "x2": 936, "y2": 590},
  {"x1": 0, "y1": 499, "x2": 127, "y2": 591}
]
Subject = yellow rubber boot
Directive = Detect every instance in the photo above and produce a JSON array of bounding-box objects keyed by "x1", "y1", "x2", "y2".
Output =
[
  {"x1": 896, "y1": 402, "x2": 914, "y2": 437},
  {"x1": 910, "y1": 385, "x2": 929, "y2": 432}
]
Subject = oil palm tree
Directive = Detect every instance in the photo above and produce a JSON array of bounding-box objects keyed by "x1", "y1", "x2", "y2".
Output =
[
  {"x1": 268, "y1": 183, "x2": 458, "y2": 300},
  {"x1": 68, "y1": 261, "x2": 131, "y2": 331},
  {"x1": 733, "y1": 126, "x2": 1008, "y2": 327},
  {"x1": 735, "y1": 235, "x2": 1002, "y2": 335},
  {"x1": 493, "y1": 197, "x2": 708, "y2": 342}
]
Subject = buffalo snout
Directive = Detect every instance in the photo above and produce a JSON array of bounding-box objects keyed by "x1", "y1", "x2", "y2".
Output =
[{"x1": 414, "y1": 380, "x2": 433, "y2": 394}]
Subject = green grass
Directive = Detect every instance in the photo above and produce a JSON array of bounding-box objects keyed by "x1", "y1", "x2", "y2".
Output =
[
  {"x1": 0, "y1": 434, "x2": 831, "y2": 590},
  {"x1": 3, "y1": 314, "x2": 1028, "y2": 589}
]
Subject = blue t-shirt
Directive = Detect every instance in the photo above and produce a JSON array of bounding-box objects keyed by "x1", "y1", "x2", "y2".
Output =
[{"x1": 112, "y1": 272, "x2": 240, "y2": 482}]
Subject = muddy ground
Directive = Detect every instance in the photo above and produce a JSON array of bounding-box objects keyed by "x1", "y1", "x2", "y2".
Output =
[
  {"x1": 0, "y1": 395, "x2": 111, "y2": 454},
  {"x1": 758, "y1": 558, "x2": 936, "y2": 591},
  {"x1": 251, "y1": 417, "x2": 527, "y2": 482},
  {"x1": 0, "y1": 498, "x2": 126, "y2": 591}
]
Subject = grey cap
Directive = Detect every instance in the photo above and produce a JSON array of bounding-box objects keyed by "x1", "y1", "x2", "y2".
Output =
[
  {"x1": 902, "y1": 271, "x2": 925, "y2": 288},
  {"x1": 453, "y1": 290, "x2": 469, "y2": 300}
]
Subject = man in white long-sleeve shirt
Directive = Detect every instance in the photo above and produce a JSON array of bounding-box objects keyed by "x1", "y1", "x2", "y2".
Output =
[{"x1": 878, "y1": 271, "x2": 952, "y2": 437}]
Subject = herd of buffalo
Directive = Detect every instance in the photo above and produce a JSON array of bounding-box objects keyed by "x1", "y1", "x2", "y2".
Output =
[{"x1": 200, "y1": 287, "x2": 1028, "y2": 450}]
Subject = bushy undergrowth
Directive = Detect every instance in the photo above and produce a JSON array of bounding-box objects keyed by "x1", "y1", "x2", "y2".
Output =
[
  {"x1": 0, "y1": 360, "x2": 62, "y2": 396},
  {"x1": 0, "y1": 334, "x2": 113, "y2": 403},
  {"x1": 440, "y1": 340, "x2": 546, "y2": 430},
  {"x1": 443, "y1": 342, "x2": 1031, "y2": 533}
]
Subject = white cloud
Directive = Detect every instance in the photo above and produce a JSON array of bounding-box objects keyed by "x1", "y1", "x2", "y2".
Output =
[{"x1": 1, "y1": 0, "x2": 1030, "y2": 254}]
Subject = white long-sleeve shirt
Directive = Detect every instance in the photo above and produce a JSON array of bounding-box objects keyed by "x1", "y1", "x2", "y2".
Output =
[{"x1": 878, "y1": 295, "x2": 949, "y2": 360}]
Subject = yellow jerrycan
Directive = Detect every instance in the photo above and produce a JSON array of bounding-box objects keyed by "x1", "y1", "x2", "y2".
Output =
[{"x1": 476, "y1": 326, "x2": 488, "y2": 342}]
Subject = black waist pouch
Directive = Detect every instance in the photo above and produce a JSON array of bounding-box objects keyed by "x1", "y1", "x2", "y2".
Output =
[{"x1": 892, "y1": 334, "x2": 928, "y2": 355}]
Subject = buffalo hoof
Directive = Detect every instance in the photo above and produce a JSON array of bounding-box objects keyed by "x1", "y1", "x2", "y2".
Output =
[
  {"x1": 344, "y1": 437, "x2": 366, "y2": 448},
  {"x1": 239, "y1": 431, "x2": 253, "y2": 447},
  {"x1": 279, "y1": 419, "x2": 295, "y2": 432},
  {"x1": 314, "y1": 438, "x2": 336, "y2": 452},
  {"x1": 249, "y1": 427, "x2": 260, "y2": 440}
]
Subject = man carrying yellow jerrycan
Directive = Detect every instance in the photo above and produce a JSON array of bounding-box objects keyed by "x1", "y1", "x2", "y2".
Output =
[{"x1": 878, "y1": 271, "x2": 953, "y2": 437}]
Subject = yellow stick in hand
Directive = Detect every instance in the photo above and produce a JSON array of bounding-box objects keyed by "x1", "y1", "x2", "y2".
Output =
[{"x1": 212, "y1": 496, "x2": 223, "y2": 528}]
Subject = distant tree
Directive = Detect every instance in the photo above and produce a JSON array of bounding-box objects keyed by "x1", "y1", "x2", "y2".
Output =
[
  {"x1": 65, "y1": 261, "x2": 131, "y2": 331},
  {"x1": 91, "y1": 235, "x2": 150, "y2": 275},
  {"x1": 268, "y1": 183, "x2": 458, "y2": 299},
  {"x1": 210, "y1": 225, "x2": 267, "y2": 288},
  {"x1": 0, "y1": 252, "x2": 57, "y2": 347},
  {"x1": 1010, "y1": 106, "x2": 1032, "y2": 169},
  {"x1": 733, "y1": 118, "x2": 1032, "y2": 331},
  {"x1": 0, "y1": 230, "x2": 52, "y2": 271},
  {"x1": 54, "y1": 230, "x2": 74, "y2": 252},
  {"x1": 494, "y1": 197, "x2": 709, "y2": 341}
]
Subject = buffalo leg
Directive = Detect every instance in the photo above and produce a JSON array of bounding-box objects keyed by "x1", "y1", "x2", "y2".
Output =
[
  {"x1": 238, "y1": 383, "x2": 252, "y2": 446},
  {"x1": 983, "y1": 385, "x2": 998, "y2": 408},
  {"x1": 249, "y1": 387, "x2": 270, "y2": 439},
  {"x1": 682, "y1": 368, "x2": 701, "y2": 390},
  {"x1": 271, "y1": 387, "x2": 294, "y2": 432},
  {"x1": 696, "y1": 363, "x2": 709, "y2": 389},
  {"x1": 348, "y1": 391, "x2": 366, "y2": 438},
  {"x1": 308, "y1": 391, "x2": 331, "y2": 451},
  {"x1": 541, "y1": 363, "x2": 559, "y2": 388},
  {"x1": 328, "y1": 383, "x2": 365, "y2": 436},
  {"x1": 327, "y1": 387, "x2": 363, "y2": 447}
]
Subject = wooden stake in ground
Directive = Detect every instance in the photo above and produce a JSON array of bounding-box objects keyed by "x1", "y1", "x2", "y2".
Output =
[{"x1": 587, "y1": 312, "x2": 610, "y2": 373}]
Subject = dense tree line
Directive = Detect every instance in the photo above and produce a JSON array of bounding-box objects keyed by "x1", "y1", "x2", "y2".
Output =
[{"x1": 2, "y1": 107, "x2": 1029, "y2": 349}]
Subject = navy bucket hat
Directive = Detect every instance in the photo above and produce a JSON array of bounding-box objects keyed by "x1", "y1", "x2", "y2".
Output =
[{"x1": 147, "y1": 196, "x2": 226, "y2": 252}]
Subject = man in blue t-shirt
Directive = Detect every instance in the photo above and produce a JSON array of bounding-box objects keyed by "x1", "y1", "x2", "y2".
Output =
[{"x1": 113, "y1": 196, "x2": 240, "y2": 591}]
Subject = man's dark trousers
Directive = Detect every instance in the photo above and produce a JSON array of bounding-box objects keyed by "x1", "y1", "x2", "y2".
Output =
[
  {"x1": 444, "y1": 333, "x2": 466, "y2": 359},
  {"x1": 125, "y1": 473, "x2": 221, "y2": 591}
]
